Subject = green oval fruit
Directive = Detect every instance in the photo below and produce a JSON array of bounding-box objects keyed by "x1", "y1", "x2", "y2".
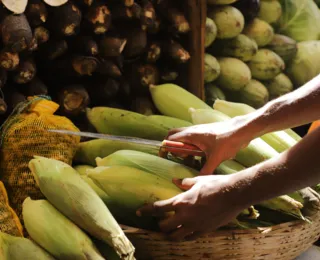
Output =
[
  {"x1": 258, "y1": 0, "x2": 282, "y2": 25},
  {"x1": 243, "y1": 18, "x2": 274, "y2": 47},
  {"x1": 204, "y1": 53, "x2": 220, "y2": 83},
  {"x1": 205, "y1": 17, "x2": 217, "y2": 48},
  {"x1": 208, "y1": 6, "x2": 245, "y2": 39},
  {"x1": 211, "y1": 34, "x2": 258, "y2": 62},
  {"x1": 216, "y1": 57, "x2": 251, "y2": 91},
  {"x1": 266, "y1": 34, "x2": 297, "y2": 63},
  {"x1": 205, "y1": 83, "x2": 226, "y2": 106},
  {"x1": 264, "y1": 73, "x2": 293, "y2": 99},
  {"x1": 207, "y1": 0, "x2": 239, "y2": 5},
  {"x1": 248, "y1": 49, "x2": 285, "y2": 80},
  {"x1": 238, "y1": 79, "x2": 269, "y2": 108}
]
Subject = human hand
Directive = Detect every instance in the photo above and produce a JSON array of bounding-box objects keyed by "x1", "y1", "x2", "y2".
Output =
[
  {"x1": 167, "y1": 120, "x2": 251, "y2": 175},
  {"x1": 137, "y1": 174, "x2": 249, "y2": 241}
]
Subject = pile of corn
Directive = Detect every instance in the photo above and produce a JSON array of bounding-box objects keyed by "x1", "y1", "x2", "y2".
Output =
[{"x1": 71, "y1": 83, "x2": 320, "y2": 234}]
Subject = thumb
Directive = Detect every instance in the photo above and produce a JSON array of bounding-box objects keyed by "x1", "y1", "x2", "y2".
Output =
[{"x1": 172, "y1": 178, "x2": 197, "y2": 191}]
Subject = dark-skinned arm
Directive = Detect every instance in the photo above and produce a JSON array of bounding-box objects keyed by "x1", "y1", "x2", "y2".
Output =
[
  {"x1": 167, "y1": 74, "x2": 320, "y2": 174},
  {"x1": 138, "y1": 127, "x2": 320, "y2": 241}
]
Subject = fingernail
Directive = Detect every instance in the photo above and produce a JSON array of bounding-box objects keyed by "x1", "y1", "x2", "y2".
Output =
[{"x1": 136, "y1": 210, "x2": 141, "y2": 217}]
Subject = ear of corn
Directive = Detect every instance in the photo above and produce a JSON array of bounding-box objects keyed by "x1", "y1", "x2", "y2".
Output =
[
  {"x1": 213, "y1": 100, "x2": 302, "y2": 144},
  {"x1": 147, "y1": 115, "x2": 193, "y2": 130},
  {"x1": 87, "y1": 166, "x2": 182, "y2": 211},
  {"x1": 0, "y1": 231, "x2": 55, "y2": 260},
  {"x1": 95, "y1": 150, "x2": 198, "y2": 182},
  {"x1": 288, "y1": 188, "x2": 320, "y2": 217},
  {"x1": 189, "y1": 108, "x2": 279, "y2": 167},
  {"x1": 74, "y1": 165, "x2": 94, "y2": 175},
  {"x1": 22, "y1": 198, "x2": 105, "y2": 260},
  {"x1": 29, "y1": 156, "x2": 135, "y2": 260},
  {"x1": 149, "y1": 84, "x2": 212, "y2": 122},
  {"x1": 86, "y1": 107, "x2": 168, "y2": 141},
  {"x1": 215, "y1": 160, "x2": 246, "y2": 175},
  {"x1": 74, "y1": 139, "x2": 159, "y2": 166}
]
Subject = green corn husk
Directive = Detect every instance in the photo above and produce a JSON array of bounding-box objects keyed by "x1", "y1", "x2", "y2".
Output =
[
  {"x1": 96, "y1": 150, "x2": 198, "y2": 182},
  {"x1": 74, "y1": 139, "x2": 159, "y2": 166},
  {"x1": 0, "y1": 231, "x2": 55, "y2": 260},
  {"x1": 88, "y1": 166, "x2": 182, "y2": 211},
  {"x1": 288, "y1": 188, "x2": 320, "y2": 217},
  {"x1": 147, "y1": 115, "x2": 192, "y2": 130},
  {"x1": 22, "y1": 198, "x2": 104, "y2": 260},
  {"x1": 213, "y1": 100, "x2": 302, "y2": 143},
  {"x1": 189, "y1": 108, "x2": 279, "y2": 167},
  {"x1": 29, "y1": 156, "x2": 135, "y2": 260},
  {"x1": 259, "y1": 196, "x2": 306, "y2": 221}
]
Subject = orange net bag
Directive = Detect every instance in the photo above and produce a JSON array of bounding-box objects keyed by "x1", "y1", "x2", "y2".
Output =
[
  {"x1": 0, "y1": 181, "x2": 23, "y2": 237},
  {"x1": 0, "y1": 96, "x2": 80, "y2": 229}
]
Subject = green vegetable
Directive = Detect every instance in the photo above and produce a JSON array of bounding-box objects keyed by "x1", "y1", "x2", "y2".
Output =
[
  {"x1": 207, "y1": 6, "x2": 245, "y2": 39},
  {"x1": 216, "y1": 57, "x2": 251, "y2": 91},
  {"x1": 278, "y1": 0, "x2": 320, "y2": 42},
  {"x1": 243, "y1": 18, "x2": 274, "y2": 47},
  {"x1": 204, "y1": 53, "x2": 220, "y2": 83},
  {"x1": 266, "y1": 34, "x2": 297, "y2": 63},
  {"x1": 248, "y1": 49, "x2": 285, "y2": 80},
  {"x1": 237, "y1": 79, "x2": 269, "y2": 108},
  {"x1": 265, "y1": 73, "x2": 293, "y2": 99},
  {"x1": 258, "y1": 0, "x2": 282, "y2": 25},
  {"x1": 286, "y1": 41, "x2": 320, "y2": 87},
  {"x1": 205, "y1": 83, "x2": 226, "y2": 106},
  {"x1": 205, "y1": 17, "x2": 217, "y2": 48}
]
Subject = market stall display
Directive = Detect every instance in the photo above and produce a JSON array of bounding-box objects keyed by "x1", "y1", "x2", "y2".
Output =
[{"x1": 204, "y1": 0, "x2": 320, "y2": 108}]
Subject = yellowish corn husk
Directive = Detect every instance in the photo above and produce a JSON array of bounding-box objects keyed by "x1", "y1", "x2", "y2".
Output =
[
  {"x1": 149, "y1": 83, "x2": 212, "y2": 122},
  {"x1": 74, "y1": 165, "x2": 111, "y2": 203},
  {"x1": 29, "y1": 156, "x2": 135, "y2": 260},
  {"x1": 22, "y1": 198, "x2": 104, "y2": 260},
  {"x1": 88, "y1": 166, "x2": 182, "y2": 211},
  {"x1": 96, "y1": 150, "x2": 198, "y2": 182},
  {"x1": 213, "y1": 99, "x2": 302, "y2": 143},
  {"x1": 0, "y1": 231, "x2": 54, "y2": 260},
  {"x1": 74, "y1": 165, "x2": 94, "y2": 175},
  {"x1": 74, "y1": 139, "x2": 159, "y2": 166},
  {"x1": 86, "y1": 107, "x2": 168, "y2": 141}
]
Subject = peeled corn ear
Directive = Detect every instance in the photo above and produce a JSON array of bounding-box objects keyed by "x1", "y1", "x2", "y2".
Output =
[
  {"x1": 96, "y1": 150, "x2": 198, "y2": 182},
  {"x1": 149, "y1": 84, "x2": 211, "y2": 122},
  {"x1": 22, "y1": 198, "x2": 104, "y2": 260},
  {"x1": 88, "y1": 165, "x2": 182, "y2": 211},
  {"x1": 29, "y1": 156, "x2": 135, "y2": 260},
  {"x1": 0, "y1": 231, "x2": 54, "y2": 260}
]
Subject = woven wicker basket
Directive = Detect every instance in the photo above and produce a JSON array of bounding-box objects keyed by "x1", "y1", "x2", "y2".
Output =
[{"x1": 122, "y1": 210, "x2": 320, "y2": 260}]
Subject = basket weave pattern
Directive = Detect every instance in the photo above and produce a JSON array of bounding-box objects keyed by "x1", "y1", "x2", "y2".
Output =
[{"x1": 122, "y1": 211, "x2": 320, "y2": 260}]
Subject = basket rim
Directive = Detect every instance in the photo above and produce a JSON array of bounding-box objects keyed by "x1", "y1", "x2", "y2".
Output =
[{"x1": 121, "y1": 209, "x2": 320, "y2": 238}]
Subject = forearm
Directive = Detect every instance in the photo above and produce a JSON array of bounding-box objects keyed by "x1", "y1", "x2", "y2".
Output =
[
  {"x1": 234, "y1": 74, "x2": 320, "y2": 142},
  {"x1": 232, "y1": 126, "x2": 320, "y2": 207}
]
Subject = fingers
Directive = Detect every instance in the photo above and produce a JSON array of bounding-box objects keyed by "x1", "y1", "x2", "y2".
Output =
[
  {"x1": 158, "y1": 215, "x2": 182, "y2": 233},
  {"x1": 199, "y1": 155, "x2": 220, "y2": 175},
  {"x1": 167, "y1": 127, "x2": 188, "y2": 138},
  {"x1": 168, "y1": 226, "x2": 195, "y2": 241},
  {"x1": 172, "y1": 178, "x2": 197, "y2": 191},
  {"x1": 136, "y1": 197, "x2": 176, "y2": 217}
]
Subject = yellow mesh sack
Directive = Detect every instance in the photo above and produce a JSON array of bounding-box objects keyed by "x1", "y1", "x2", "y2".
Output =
[
  {"x1": 0, "y1": 181, "x2": 23, "y2": 237},
  {"x1": 0, "y1": 96, "x2": 81, "y2": 228}
]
